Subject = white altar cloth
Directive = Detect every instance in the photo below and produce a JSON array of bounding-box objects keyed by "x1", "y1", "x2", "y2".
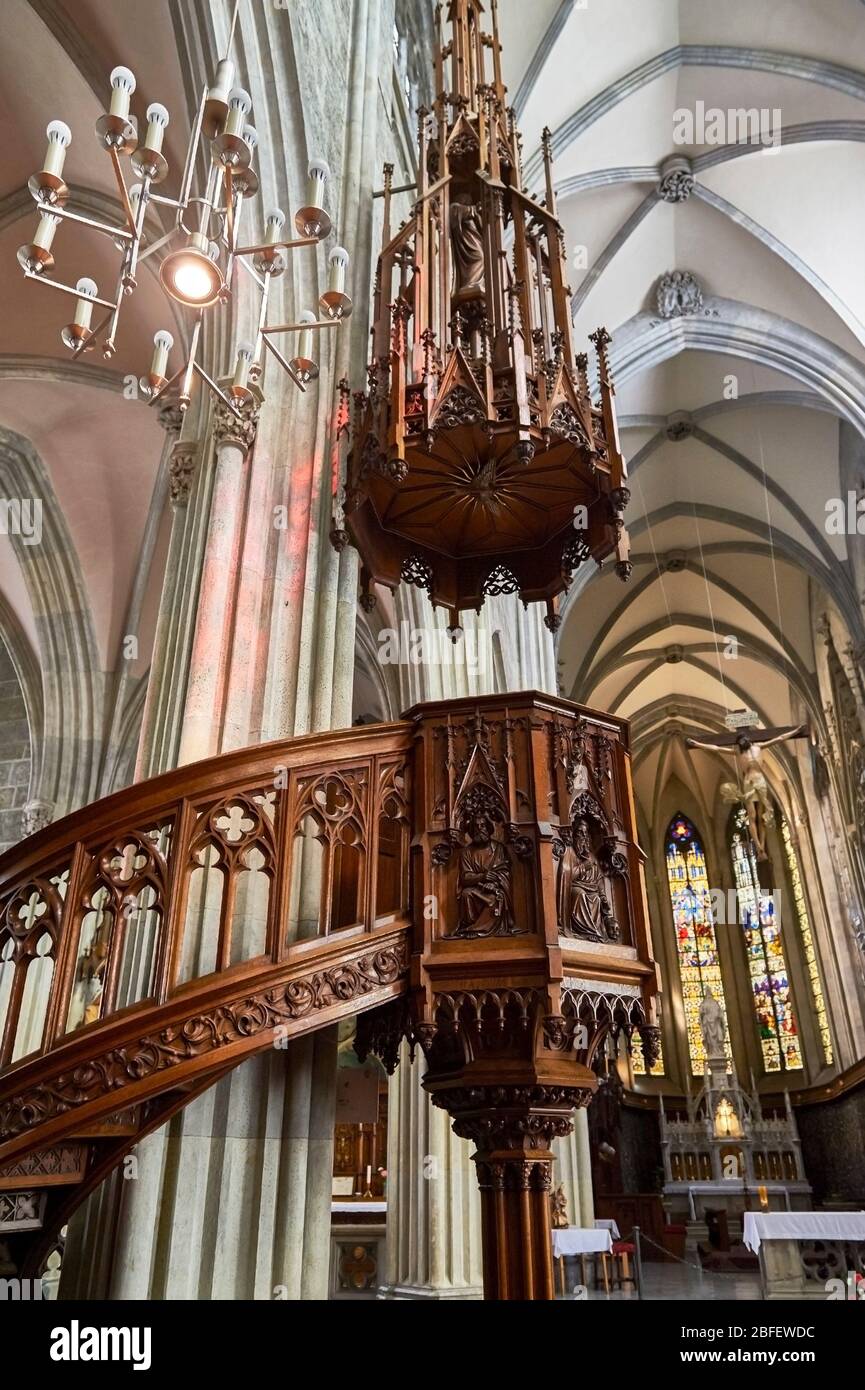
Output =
[
  {"x1": 552, "y1": 1227, "x2": 614, "y2": 1257},
  {"x1": 331, "y1": 1201, "x2": 387, "y2": 1214},
  {"x1": 743, "y1": 1211, "x2": 865, "y2": 1254},
  {"x1": 595, "y1": 1218, "x2": 621, "y2": 1240}
]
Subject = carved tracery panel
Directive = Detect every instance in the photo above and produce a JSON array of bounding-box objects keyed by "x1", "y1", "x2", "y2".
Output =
[
  {"x1": 0, "y1": 869, "x2": 68, "y2": 1064},
  {"x1": 68, "y1": 827, "x2": 171, "y2": 1029}
]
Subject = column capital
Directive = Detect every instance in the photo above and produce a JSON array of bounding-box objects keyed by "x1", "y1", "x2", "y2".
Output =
[
  {"x1": 169, "y1": 442, "x2": 200, "y2": 508},
  {"x1": 157, "y1": 401, "x2": 185, "y2": 437},
  {"x1": 213, "y1": 385, "x2": 263, "y2": 452},
  {"x1": 22, "y1": 799, "x2": 53, "y2": 837}
]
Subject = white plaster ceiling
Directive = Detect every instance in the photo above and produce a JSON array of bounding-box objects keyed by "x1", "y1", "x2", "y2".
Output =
[{"x1": 495, "y1": 0, "x2": 865, "y2": 832}]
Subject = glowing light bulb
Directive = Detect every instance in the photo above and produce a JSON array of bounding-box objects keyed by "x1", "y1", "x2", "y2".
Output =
[
  {"x1": 173, "y1": 258, "x2": 214, "y2": 302},
  {"x1": 159, "y1": 238, "x2": 223, "y2": 307}
]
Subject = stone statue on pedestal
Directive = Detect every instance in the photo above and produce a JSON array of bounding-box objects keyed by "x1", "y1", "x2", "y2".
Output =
[{"x1": 699, "y1": 987, "x2": 727, "y2": 1059}]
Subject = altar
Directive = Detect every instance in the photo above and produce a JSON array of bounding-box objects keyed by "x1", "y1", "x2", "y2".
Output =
[
  {"x1": 661, "y1": 990, "x2": 810, "y2": 1243},
  {"x1": 743, "y1": 1211, "x2": 865, "y2": 1299}
]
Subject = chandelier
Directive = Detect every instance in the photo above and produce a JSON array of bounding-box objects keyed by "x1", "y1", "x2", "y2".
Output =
[
  {"x1": 332, "y1": 0, "x2": 630, "y2": 634},
  {"x1": 16, "y1": 0, "x2": 351, "y2": 422}
]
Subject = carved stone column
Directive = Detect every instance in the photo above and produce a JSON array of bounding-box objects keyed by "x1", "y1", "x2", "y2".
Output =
[{"x1": 178, "y1": 396, "x2": 260, "y2": 764}]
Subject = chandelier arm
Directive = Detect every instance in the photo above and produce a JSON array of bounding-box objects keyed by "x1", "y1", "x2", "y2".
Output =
[
  {"x1": 261, "y1": 319, "x2": 340, "y2": 336},
  {"x1": 234, "y1": 237, "x2": 317, "y2": 257},
  {"x1": 261, "y1": 333, "x2": 306, "y2": 392},
  {"x1": 107, "y1": 146, "x2": 139, "y2": 236},
  {"x1": 177, "y1": 85, "x2": 209, "y2": 221},
  {"x1": 146, "y1": 364, "x2": 185, "y2": 405},
  {"x1": 35, "y1": 201, "x2": 134, "y2": 243},
  {"x1": 102, "y1": 292, "x2": 124, "y2": 358},
  {"x1": 224, "y1": 166, "x2": 235, "y2": 253},
  {"x1": 124, "y1": 175, "x2": 152, "y2": 289},
  {"x1": 22, "y1": 272, "x2": 118, "y2": 314},
  {"x1": 192, "y1": 360, "x2": 243, "y2": 419},
  {"x1": 138, "y1": 227, "x2": 181, "y2": 265},
  {"x1": 251, "y1": 266, "x2": 271, "y2": 361},
  {"x1": 236, "y1": 254, "x2": 266, "y2": 291}
]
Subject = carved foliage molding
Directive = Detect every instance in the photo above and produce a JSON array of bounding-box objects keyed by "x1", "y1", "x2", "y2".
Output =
[{"x1": 0, "y1": 939, "x2": 409, "y2": 1142}]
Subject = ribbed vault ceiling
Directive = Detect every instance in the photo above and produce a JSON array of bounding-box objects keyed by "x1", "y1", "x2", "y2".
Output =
[{"x1": 498, "y1": 0, "x2": 865, "y2": 836}]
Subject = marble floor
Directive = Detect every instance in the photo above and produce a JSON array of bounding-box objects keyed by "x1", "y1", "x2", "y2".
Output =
[{"x1": 556, "y1": 1259, "x2": 762, "y2": 1301}]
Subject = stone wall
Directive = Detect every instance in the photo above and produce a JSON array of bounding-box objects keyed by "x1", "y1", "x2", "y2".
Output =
[
  {"x1": 797, "y1": 1084, "x2": 865, "y2": 1205},
  {"x1": 0, "y1": 641, "x2": 30, "y2": 851}
]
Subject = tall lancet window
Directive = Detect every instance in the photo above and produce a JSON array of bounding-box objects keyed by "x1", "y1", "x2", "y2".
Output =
[
  {"x1": 666, "y1": 814, "x2": 731, "y2": 1074},
  {"x1": 780, "y1": 815, "x2": 832, "y2": 1067},
  {"x1": 730, "y1": 806, "x2": 802, "y2": 1073}
]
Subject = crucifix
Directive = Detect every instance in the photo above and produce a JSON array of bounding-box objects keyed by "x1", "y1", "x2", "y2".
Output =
[{"x1": 685, "y1": 715, "x2": 809, "y2": 860}]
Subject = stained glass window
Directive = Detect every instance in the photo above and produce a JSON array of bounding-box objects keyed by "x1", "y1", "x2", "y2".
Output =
[
  {"x1": 666, "y1": 814, "x2": 732, "y2": 1074},
  {"x1": 780, "y1": 815, "x2": 832, "y2": 1067},
  {"x1": 730, "y1": 806, "x2": 801, "y2": 1073}
]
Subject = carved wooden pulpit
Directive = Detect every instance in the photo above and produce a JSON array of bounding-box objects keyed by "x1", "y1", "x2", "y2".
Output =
[{"x1": 357, "y1": 692, "x2": 660, "y2": 1300}]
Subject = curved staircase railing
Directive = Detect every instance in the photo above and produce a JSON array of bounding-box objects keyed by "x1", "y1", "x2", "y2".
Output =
[{"x1": 0, "y1": 721, "x2": 413, "y2": 1272}]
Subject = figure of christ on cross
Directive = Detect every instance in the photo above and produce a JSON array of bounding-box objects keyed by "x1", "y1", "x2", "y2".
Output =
[{"x1": 685, "y1": 720, "x2": 809, "y2": 860}]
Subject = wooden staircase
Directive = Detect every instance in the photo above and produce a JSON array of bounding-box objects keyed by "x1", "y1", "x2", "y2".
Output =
[
  {"x1": 1, "y1": 692, "x2": 661, "y2": 1297},
  {"x1": 0, "y1": 722, "x2": 413, "y2": 1277}
]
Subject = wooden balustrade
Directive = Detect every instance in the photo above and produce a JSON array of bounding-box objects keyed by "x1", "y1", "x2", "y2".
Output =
[{"x1": 0, "y1": 723, "x2": 413, "y2": 1161}]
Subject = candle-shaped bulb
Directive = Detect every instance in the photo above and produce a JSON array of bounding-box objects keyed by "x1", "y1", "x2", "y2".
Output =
[
  {"x1": 109, "y1": 66, "x2": 136, "y2": 119},
  {"x1": 34, "y1": 210, "x2": 60, "y2": 251},
  {"x1": 226, "y1": 87, "x2": 252, "y2": 138},
  {"x1": 306, "y1": 159, "x2": 330, "y2": 210},
  {"x1": 243, "y1": 125, "x2": 258, "y2": 154},
  {"x1": 144, "y1": 102, "x2": 169, "y2": 153},
  {"x1": 150, "y1": 330, "x2": 174, "y2": 381},
  {"x1": 233, "y1": 339, "x2": 255, "y2": 391},
  {"x1": 265, "y1": 208, "x2": 285, "y2": 245},
  {"x1": 293, "y1": 309, "x2": 318, "y2": 379},
  {"x1": 328, "y1": 246, "x2": 349, "y2": 295},
  {"x1": 297, "y1": 160, "x2": 332, "y2": 238},
  {"x1": 321, "y1": 245, "x2": 352, "y2": 318},
  {"x1": 208, "y1": 58, "x2": 235, "y2": 106},
  {"x1": 73, "y1": 277, "x2": 98, "y2": 329},
  {"x1": 44, "y1": 120, "x2": 72, "y2": 177}
]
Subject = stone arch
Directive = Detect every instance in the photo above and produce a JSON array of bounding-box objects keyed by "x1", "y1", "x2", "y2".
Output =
[{"x1": 0, "y1": 426, "x2": 101, "y2": 816}]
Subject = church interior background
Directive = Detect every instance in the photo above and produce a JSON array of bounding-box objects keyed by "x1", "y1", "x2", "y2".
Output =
[{"x1": 1, "y1": 0, "x2": 865, "y2": 1306}]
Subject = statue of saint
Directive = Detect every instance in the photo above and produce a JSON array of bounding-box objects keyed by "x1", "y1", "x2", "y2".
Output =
[
  {"x1": 551, "y1": 1185, "x2": 570, "y2": 1229},
  {"x1": 557, "y1": 817, "x2": 617, "y2": 942},
  {"x1": 699, "y1": 987, "x2": 727, "y2": 1058},
  {"x1": 450, "y1": 195, "x2": 485, "y2": 303},
  {"x1": 456, "y1": 807, "x2": 514, "y2": 936}
]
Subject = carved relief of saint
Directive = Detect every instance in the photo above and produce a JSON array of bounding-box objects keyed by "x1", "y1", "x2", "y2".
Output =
[
  {"x1": 456, "y1": 807, "x2": 515, "y2": 936},
  {"x1": 450, "y1": 195, "x2": 485, "y2": 304},
  {"x1": 557, "y1": 817, "x2": 617, "y2": 942}
]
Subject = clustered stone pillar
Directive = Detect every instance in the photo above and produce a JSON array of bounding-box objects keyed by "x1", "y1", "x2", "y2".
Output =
[{"x1": 60, "y1": 0, "x2": 397, "y2": 1300}]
